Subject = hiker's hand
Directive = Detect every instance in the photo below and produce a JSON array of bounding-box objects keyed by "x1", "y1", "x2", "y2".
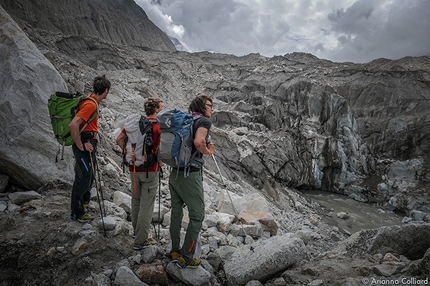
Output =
[
  {"x1": 207, "y1": 142, "x2": 215, "y2": 155},
  {"x1": 83, "y1": 142, "x2": 94, "y2": 153}
]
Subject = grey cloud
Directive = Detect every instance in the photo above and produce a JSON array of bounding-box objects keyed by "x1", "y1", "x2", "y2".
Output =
[
  {"x1": 327, "y1": 0, "x2": 430, "y2": 62},
  {"x1": 140, "y1": 0, "x2": 430, "y2": 63},
  {"x1": 328, "y1": 1, "x2": 375, "y2": 34}
]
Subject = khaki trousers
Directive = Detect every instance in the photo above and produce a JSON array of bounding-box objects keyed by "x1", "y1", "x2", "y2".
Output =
[{"x1": 131, "y1": 171, "x2": 159, "y2": 244}]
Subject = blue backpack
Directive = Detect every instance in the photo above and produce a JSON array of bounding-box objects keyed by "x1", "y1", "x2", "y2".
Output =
[{"x1": 156, "y1": 108, "x2": 202, "y2": 176}]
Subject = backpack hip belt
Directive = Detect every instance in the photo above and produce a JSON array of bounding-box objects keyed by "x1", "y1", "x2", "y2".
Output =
[{"x1": 81, "y1": 131, "x2": 98, "y2": 141}]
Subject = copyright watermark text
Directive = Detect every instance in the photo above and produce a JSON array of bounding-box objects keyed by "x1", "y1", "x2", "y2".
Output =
[{"x1": 362, "y1": 278, "x2": 429, "y2": 285}]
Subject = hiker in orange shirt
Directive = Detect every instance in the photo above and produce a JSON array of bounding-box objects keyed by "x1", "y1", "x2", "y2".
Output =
[{"x1": 69, "y1": 75, "x2": 111, "y2": 223}]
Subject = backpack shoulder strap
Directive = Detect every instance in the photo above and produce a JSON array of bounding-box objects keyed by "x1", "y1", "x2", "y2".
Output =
[
  {"x1": 78, "y1": 96, "x2": 99, "y2": 134},
  {"x1": 191, "y1": 114, "x2": 203, "y2": 136},
  {"x1": 139, "y1": 116, "x2": 155, "y2": 134},
  {"x1": 82, "y1": 96, "x2": 99, "y2": 122}
]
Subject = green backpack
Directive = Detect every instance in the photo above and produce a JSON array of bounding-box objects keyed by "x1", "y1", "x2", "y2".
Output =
[{"x1": 48, "y1": 91, "x2": 98, "y2": 161}]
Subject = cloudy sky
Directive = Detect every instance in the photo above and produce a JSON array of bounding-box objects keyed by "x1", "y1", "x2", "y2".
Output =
[{"x1": 135, "y1": 0, "x2": 430, "y2": 63}]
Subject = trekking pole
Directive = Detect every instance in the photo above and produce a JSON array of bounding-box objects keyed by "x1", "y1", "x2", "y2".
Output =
[
  {"x1": 90, "y1": 151, "x2": 107, "y2": 237},
  {"x1": 95, "y1": 156, "x2": 108, "y2": 226},
  {"x1": 211, "y1": 154, "x2": 247, "y2": 238},
  {"x1": 157, "y1": 166, "x2": 163, "y2": 240}
]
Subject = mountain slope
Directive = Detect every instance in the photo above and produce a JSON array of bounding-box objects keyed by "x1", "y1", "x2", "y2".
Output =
[{"x1": 0, "y1": 0, "x2": 176, "y2": 52}]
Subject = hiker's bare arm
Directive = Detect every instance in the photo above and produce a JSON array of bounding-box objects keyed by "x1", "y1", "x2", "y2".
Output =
[
  {"x1": 194, "y1": 127, "x2": 215, "y2": 155},
  {"x1": 69, "y1": 116, "x2": 93, "y2": 152},
  {"x1": 116, "y1": 132, "x2": 126, "y2": 150}
]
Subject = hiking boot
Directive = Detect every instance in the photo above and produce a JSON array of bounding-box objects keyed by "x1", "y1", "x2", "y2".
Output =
[
  {"x1": 133, "y1": 239, "x2": 156, "y2": 251},
  {"x1": 77, "y1": 213, "x2": 94, "y2": 223},
  {"x1": 143, "y1": 238, "x2": 157, "y2": 248},
  {"x1": 71, "y1": 213, "x2": 94, "y2": 223},
  {"x1": 176, "y1": 257, "x2": 201, "y2": 269},
  {"x1": 171, "y1": 251, "x2": 180, "y2": 262}
]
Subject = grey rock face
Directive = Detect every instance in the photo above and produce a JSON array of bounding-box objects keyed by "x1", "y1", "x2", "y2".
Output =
[
  {"x1": 0, "y1": 0, "x2": 175, "y2": 55},
  {"x1": 2, "y1": 2, "x2": 430, "y2": 286},
  {"x1": 204, "y1": 55, "x2": 430, "y2": 203},
  {"x1": 0, "y1": 174, "x2": 8, "y2": 192},
  {"x1": 0, "y1": 5, "x2": 72, "y2": 189},
  {"x1": 419, "y1": 248, "x2": 430, "y2": 275},
  {"x1": 338, "y1": 224, "x2": 430, "y2": 260},
  {"x1": 1, "y1": 0, "x2": 429, "y2": 219}
]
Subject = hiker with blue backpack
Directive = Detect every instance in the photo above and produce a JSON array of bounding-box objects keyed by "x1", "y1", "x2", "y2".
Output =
[
  {"x1": 68, "y1": 75, "x2": 111, "y2": 223},
  {"x1": 115, "y1": 97, "x2": 165, "y2": 250},
  {"x1": 166, "y1": 94, "x2": 215, "y2": 268}
]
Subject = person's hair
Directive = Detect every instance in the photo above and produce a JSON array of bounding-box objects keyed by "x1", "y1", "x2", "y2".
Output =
[
  {"x1": 188, "y1": 94, "x2": 213, "y2": 114},
  {"x1": 93, "y1": 75, "x2": 111, "y2": 95},
  {"x1": 144, "y1": 97, "x2": 163, "y2": 116}
]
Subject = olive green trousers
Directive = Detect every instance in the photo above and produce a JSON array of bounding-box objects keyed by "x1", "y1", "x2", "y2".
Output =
[{"x1": 169, "y1": 170, "x2": 204, "y2": 262}]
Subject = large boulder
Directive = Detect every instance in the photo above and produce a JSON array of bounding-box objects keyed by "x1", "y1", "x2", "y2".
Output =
[
  {"x1": 224, "y1": 234, "x2": 308, "y2": 285},
  {"x1": 338, "y1": 224, "x2": 430, "y2": 260},
  {"x1": 0, "y1": 6, "x2": 72, "y2": 190}
]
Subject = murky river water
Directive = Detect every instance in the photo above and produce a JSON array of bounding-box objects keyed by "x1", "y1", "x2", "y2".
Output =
[{"x1": 300, "y1": 190, "x2": 404, "y2": 234}]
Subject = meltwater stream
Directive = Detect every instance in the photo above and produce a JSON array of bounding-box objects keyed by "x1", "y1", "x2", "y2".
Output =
[{"x1": 300, "y1": 190, "x2": 404, "y2": 234}]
